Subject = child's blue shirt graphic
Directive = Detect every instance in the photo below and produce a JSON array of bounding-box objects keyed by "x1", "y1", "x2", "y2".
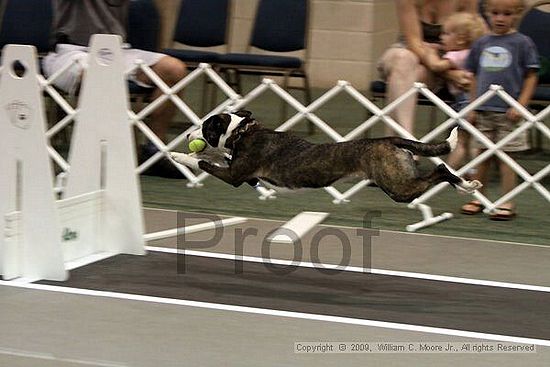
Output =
[{"x1": 465, "y1": 32, "x2": 540, "y2": 112}]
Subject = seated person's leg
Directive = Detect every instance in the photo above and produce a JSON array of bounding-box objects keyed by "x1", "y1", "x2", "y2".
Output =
[
  {"x1": 378, "y1": 45, "x2": 439, "y2": 135},
  {"x1": 135, "y1": 56, "x2": 187, "y2": 142},
  {"x1": 42, "y1": 45, "x2": 89, "y2": 95},
  {"x1": 44, "y1": 47, "x2": 188, "y2": 179},
  {"x1": 131, "y1": 53, "x2": 188, "y2": 179}
]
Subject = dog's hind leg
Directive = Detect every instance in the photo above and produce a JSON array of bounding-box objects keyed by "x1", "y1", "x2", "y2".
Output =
[
  {"x1": 382, "y1": 164, "x2": 481, "y2": 203},
  {"x1": 433, "y1": 163, "x2": 483, "y2": 194}
]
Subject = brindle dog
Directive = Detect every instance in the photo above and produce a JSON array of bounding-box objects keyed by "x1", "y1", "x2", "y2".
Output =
[{"x1": 171, "y1": 111, "x2": 481, "y2": 203}]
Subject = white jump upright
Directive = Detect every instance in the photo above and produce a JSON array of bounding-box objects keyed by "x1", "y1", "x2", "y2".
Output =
[
  {"x1": 1, "y1": 35, "x2": 146, "y2": 281},
  {"x1": 0, "y1": 45, "x2": 67, "y2": 280},
  {"x1": 63, "y1": 34, "x2": 145, "y2": 257}
]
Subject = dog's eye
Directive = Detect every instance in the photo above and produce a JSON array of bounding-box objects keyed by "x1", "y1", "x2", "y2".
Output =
[{"x1": 203, "y1": 130, "x2": 220, "y2": 147}]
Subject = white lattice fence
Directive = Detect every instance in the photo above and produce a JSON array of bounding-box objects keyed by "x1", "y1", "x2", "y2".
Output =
[
  {"x1": 38, "y1": 50, "x2": 550, "y2": 231},
  {"x1": 407, "y1": 84, "x2": 550, "y2": 230}
]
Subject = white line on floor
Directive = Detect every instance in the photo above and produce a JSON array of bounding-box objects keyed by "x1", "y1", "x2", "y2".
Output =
[
  {"x1": 1, "y1": 280, "x2": 549, "y2": 347},
  {"x1": 146, "y1": 246, "x2": 550, "y2": 293}
]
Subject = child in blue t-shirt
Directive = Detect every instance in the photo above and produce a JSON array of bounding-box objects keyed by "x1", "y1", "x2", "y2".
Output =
[{"x1": 461, "y1": 0, "x2": 539, "y2": 220}]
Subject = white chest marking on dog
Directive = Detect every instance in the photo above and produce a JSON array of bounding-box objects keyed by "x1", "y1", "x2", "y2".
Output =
[{"x1": 218, "y1": 114, "x2": 245, "y2": 150}]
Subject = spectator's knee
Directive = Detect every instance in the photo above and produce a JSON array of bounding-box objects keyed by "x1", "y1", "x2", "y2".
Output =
[
  {"x1": 385, "y1": 48, "x2": 420, "y2": 75},
  {"x1": 154, "y1": 56, "x2": 187, "y2": 86}
]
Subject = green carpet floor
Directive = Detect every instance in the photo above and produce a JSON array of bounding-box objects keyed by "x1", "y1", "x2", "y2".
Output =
[{"x1": 141, "y1": 169, "x2": 549, "y2": 246}]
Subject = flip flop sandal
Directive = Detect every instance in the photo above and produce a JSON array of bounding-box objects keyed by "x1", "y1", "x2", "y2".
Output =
[
  {"x1": 490, "y1": 207, "x2": 516, "y2": 221},
  {"x1": 461, "y1": 201, "x2": 484, "y2": 215}
]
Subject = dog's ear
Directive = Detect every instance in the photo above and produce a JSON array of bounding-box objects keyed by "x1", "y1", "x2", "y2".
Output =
[
  {"x1": 202, "y1": 114, "x2": 231, "y2": 147},
  {"x1": 235, "y1": 110, "x2": 252, "y2": 118},
  {"x1": 214, "y1": 114, "x2": 231, "y2": 129},
  {"x1": 210, "y1": 114, "x2": 231, "y2": 130}
]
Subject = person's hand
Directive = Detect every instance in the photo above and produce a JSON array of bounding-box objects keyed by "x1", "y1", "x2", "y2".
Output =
[
  {"x1": 447, "y1": 69, "x2": 473, "y2": 91},
  {"x1": 424, "y1": 42, "x2": 442, "y2": 52},
  {"x1": 506, "y1": 107, "x2": 523, "y2": 123},
  {"x1": 423, "y1": 48, "x2": 449, "y2": 73},
  {"x1": 468, "y1": 110, "x2": 477, "y2": 126}
]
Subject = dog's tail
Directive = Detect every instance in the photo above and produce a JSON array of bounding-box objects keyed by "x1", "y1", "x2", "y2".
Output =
[{"x1": 390, "y1": 127, "x2": 458, "y2": 157}]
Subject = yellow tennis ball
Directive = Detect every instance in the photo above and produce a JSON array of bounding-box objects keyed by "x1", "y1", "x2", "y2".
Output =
[{"x1": 189, "y1": 139, "x2": 206, "y2": 153}]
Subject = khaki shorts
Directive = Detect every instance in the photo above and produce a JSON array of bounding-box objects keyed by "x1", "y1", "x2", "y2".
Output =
[
  {"x1": 471, "y1": 111, "x2": 530, "y2": 152},
  {"x1": 42, "y1": 44, "x2": 165, "y2": 94}
]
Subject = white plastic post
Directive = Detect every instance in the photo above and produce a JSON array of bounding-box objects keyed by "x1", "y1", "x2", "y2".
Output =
[
  {"x1": 64, "y1": 34, "x2": 145, "y2": 256},
  {"x1": 0, "y1": 45, "x2": 67, "y2": 280}
]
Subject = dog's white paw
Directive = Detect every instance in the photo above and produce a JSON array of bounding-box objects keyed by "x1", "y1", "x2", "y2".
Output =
[
  {"x1": 456, "y1": 179, "x2": 482, "y2": 194},
  {"x1": 170, "y1": 152, "x2": 200, "y2": 170},
  {"x1": 446, "y1": 127, "x2": 459, "y2": 151}
]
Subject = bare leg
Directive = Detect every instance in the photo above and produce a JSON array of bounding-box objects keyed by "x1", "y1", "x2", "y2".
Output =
[
  {"x1": 135, "y1": 56, "x2": 187, "y2": 178},
  {"x1": 447, "y1": 129, "x2": 469, "y2": 169},
  {"x1": 136, "y1": 56, "x2": 187, "y2": 142},
  {"x1": 499, "y1": 160, "x2": 516, "y2": 211},
  {"x1": 461, "y1": 154, "x2": 490, "y2": 213},
  {"x1": 474, "y1": 156, "x2": 490, "y2": 196},
  {"x1": 381, "y1": 47, "x2": 434, "y2": 135},
  {"x1": 483, "y1": 159, "x2": 518, "y2": 219}
]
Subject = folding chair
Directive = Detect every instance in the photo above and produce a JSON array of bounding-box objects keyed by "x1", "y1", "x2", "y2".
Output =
[
  {"x1": 127, "y1": 0, "x2": 161, "y2": 99},
  {"x1": 128, "y1": 0, "x2": 161, "y2": 52},
  {"x1": 217, "y1": 0, "x2": 312, "y2": 124},
  {"x1": 0, "y1": 0, "x2": 52, "y2": 57},
  {"x1": 518, "y1": 1, "x2": 550, "y2": 110},
  {"x1": 162, "y1": 0, "x2": 230, "y2": 67},
  {"x1": 518, "y1": 0, "x2": 550, "y2": 150},
  {"x1": 162, "y1": 0, "x2": 231, "y2": 113},
  {"x1": 0, "y1": 0, "x2": 62, "y2": 143}
]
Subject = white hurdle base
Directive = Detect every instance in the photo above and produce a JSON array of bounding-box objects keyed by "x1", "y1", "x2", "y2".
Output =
[
  {"x1": 267, "y1": 211, "x2": 329, "y2": 244},
  {"x1": 3, "y1": 190, "x2": 142, "y2": 280},
  {"x1": 406, "y1": 203, "x2": 453, "y2": 232}
]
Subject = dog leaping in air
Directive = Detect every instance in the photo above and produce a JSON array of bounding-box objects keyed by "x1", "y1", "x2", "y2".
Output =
[{"x1": 171, "y1": 111, "x2": 481, "y2": 203}]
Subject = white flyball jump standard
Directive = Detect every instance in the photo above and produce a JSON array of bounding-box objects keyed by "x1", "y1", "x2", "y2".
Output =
[
  {"x1": 62, "y1": 34, "x2": 145, "y2": 258},
  {"x1": 0, "y1": 35, "x2": 145, "y2": 281},
  {"x1": 0, "y1": 45, "x2": 67, "y2": 281}
]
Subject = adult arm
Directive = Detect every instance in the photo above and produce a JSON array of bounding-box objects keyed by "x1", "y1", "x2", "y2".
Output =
[
  {"x1": 395, "y1": 0, "x2": 430, "y2": 67},
  {"x1": 395, "y1": 0, "x2": 477, "y2": 89}
]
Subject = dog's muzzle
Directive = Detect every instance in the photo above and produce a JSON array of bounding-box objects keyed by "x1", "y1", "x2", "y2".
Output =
[{"x1": 186, "y1": 127, "x2": 203, "y2": 142}]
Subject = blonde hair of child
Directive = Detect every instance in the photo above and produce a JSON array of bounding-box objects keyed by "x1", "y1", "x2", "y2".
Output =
[
  {"x1": 485, "y1": 0, "x2": 525, "y2": 26},
  {"x1": 486, "y1": 0, "x2": 525, "y2": 14},
  {"x1": 445, "y1": 12, "x2": 487, "y2": 48}
]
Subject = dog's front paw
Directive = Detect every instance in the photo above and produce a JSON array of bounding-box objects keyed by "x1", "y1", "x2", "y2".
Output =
[
  {"x1": 170, "y1": 152, "x2": 200, "y2": 170},
  {"x1": 457, "y1": 179, "x2": 483, "y2": 194}
]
